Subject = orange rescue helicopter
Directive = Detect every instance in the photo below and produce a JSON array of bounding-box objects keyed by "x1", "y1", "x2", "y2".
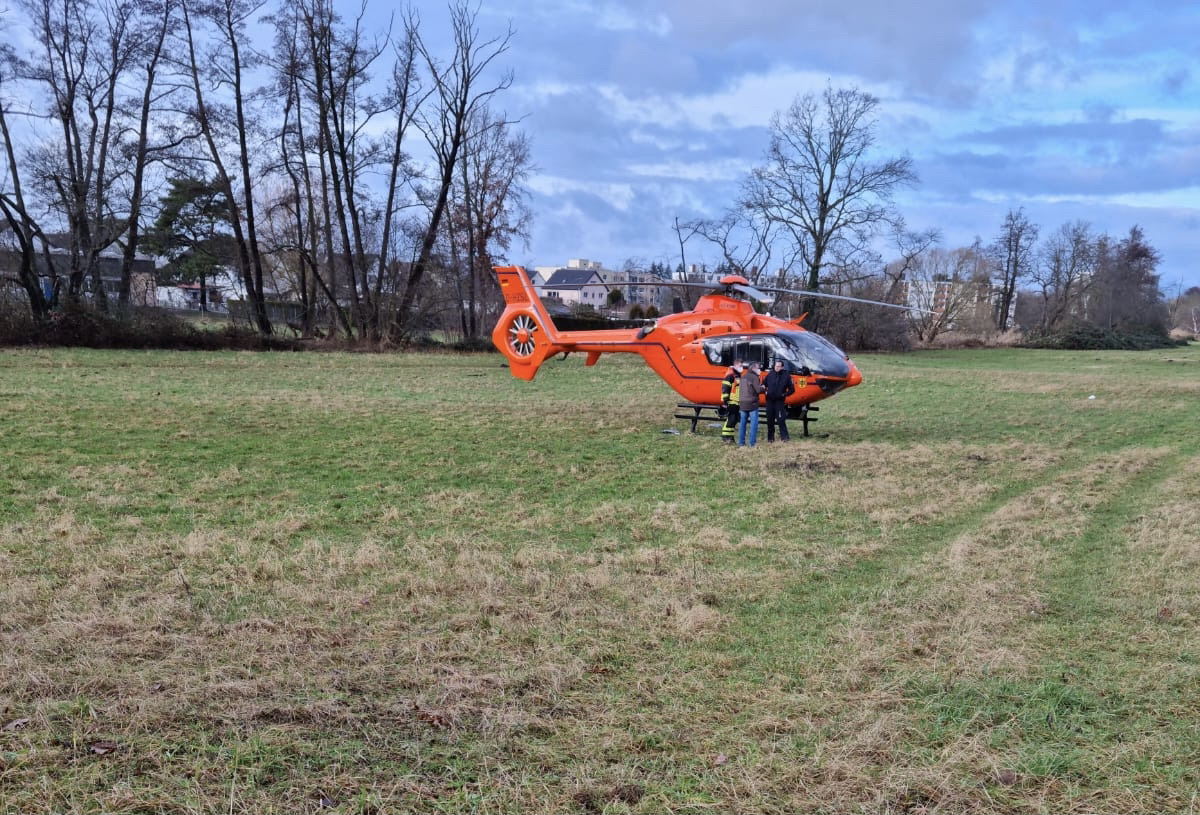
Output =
[{"x1": 490, "y1": 264, "x2": 912, "y2": 427}]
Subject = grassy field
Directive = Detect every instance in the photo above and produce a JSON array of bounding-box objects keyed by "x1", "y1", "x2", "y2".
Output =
[{"x1": 1, "y1": 343, "x2": 1198, "y2": 813}]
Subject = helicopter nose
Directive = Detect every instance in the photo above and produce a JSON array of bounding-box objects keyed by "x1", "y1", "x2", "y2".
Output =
[{"x1": 846, "y1": 362, "x2": 863, "y2": 388}]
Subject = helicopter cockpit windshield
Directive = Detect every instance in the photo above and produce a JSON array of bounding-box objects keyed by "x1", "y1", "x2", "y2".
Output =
[
  {"x1": 703, "y1": 331, "x2": 851, "y2": 379},
  {"x1": 772, "y1": 331, "x2": 851, "y2": 378}
]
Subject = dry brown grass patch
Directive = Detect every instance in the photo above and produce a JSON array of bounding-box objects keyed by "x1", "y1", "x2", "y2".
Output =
[
  {"x1": 1122, "y1": 451, "x2": 1200, "y2": 622},
  {"x1": 911, "y1": 448, "x2": 1172, "y2": 670}
]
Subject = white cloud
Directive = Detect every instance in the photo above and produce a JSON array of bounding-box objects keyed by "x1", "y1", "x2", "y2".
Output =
[
  {"x1": 590, "y1": 67, "x2": 896, "y2": 132},
  {"x1": 594, "y1": 3, "x2": 671, "y2": 35},
  {"x1": 528, "y1": 175, "x2": 638, "y2": 212},
  {"x1": 624, "y1": 157, "x2": 750, "y2": 183},
  {"x1": 1106, "y1": 188, "x2": 1200, "y2": 209}
]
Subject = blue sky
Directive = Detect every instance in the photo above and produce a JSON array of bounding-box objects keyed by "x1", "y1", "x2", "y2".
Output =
[{"x1": 421, "y1": 0, "x2": 1199, "y2": 291}]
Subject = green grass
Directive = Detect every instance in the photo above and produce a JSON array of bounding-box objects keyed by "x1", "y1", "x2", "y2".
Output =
[{"x1": 1, "y1": 344, "x2": 1199, "y2": 812}]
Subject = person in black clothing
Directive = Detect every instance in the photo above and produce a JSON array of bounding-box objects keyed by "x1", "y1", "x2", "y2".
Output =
[{"x1": 763, "y1": 359, "x2": 795, "y2": 442}]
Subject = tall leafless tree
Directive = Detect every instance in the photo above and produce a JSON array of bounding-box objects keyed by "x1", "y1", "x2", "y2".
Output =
[
  {"x1": 116, "y1": 0, "x2": 177, "y2": 311},
  {"x1": 270, "y1": 7, "x2": 344, "y2": 337},
  {"x1": 1031, "y1": 220, "x2": 1094, "y2": 331},
  {"x1": 269, "y1": 2, "x2": 433, "y2": 341},
  {"x1": 0, "y1": 37, "x2": 53, "y2": 319},
  {"x1": 446, "y1": 104, "x2": 531, "y2": 338},
  {"x1": 5, "y1": 0, "x2": 520, "y2": 340},
  {"x1": 1, "y1": 0, "x2": 178, "y2": 317},
  {"x1": 16, "y1": 0, "x2": 143, "y2": 310},
  {"x1": 989, "y1": 207, "x2": 1038, "y2": 331},
  {"x1": 741, "y1": 85, "x2": 917, "y2": 294},
  {"x1": 178, "y1": 0, "x2": 272, "y2": 333},
  {"x1": 302, "y1": 0, "x2": 385, "y2": 337},
  {"x1": 397, "y1": 0, "x2": 513, "y2": 338},
  {"x1": 273, "y1": 0, "x2": 373, "y2": 337},
  {"x1": 372, "y1": 10, "x2": 426, "y2": 328}
]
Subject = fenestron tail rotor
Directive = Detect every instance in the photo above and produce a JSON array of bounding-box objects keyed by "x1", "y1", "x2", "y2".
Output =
[
  {"x1": 493, "y1": 306, "x2": 558, "y2": 380},
  {"x1": 506, "y1": 313, "x2": 540, "y2": 357},
  {"x1": 491, "y1": 266, "x2": 569, "y2": 381}
]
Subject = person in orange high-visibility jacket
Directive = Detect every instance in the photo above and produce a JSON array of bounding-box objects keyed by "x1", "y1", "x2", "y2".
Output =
[{"x1": 719, "y1": 360, "x2": 744, "y2": 443}]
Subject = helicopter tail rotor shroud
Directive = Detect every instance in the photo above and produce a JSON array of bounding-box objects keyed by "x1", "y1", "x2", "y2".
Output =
[{"x1": 491, "y1": 266, "x2": 564, "y2": 380}]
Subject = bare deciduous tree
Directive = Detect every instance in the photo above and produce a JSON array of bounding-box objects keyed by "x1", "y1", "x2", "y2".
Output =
[
  {"x1": 25, "y1": 0, "x2": 123, "y2": 309},
  {"x1": 1166, "y1": 285, "x2": 1200, "y2": 336},
  {"x1": 902, "y1": 245, "x2": 990, "y2": 343},
  {"x1": 397, "y1": 0, "x2": 513, "y2": 338},
  {"x1": 270, "y1": 7, "x2": 345, "y2": 337},
  {"x1": 741, "y1": 85, "x2": 917, "y2": 293},
  {"x1": 1030, "y1": 220, "x2": 1095, "y2": 331},
  {"x1": 269, "y1": 0, "x2": 412, "y2": 339},
  {"x1": 4, "y1": 0, "x2": 522, "y2": 343},
  {"x1": 684, "y1": 206, "x2": 791, "y2": 287},
  {"x1": 1, "y1": 0, "x2": 179, "y2": 318},
  {"x1": 178, "y1": 0, "x2": 272, "y2": 333},
  {"x1": 16, "y1": 0, "x2": 151, "y2": 310},
  {"x1": 372, "y1": 10, "x2": 427, "y2": 327},
  {"x1": 446, "y1": 104, "x2": 531, "y2": 338},
  {"x1": 116, "y1": 0, "x2": 177, "y2": 311},
  {"x1": 989, "y1": 207, "x2": 1038, "y2": 331},
  {"x1": 0, "y1": 37, "x2": 54, "y2": 319}
]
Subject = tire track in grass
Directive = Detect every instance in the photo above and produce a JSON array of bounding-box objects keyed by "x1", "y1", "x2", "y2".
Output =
[
  {"x1": 895, "y1": 447, "x2": 1173, "y2": 675},
  {"x1": 761, "y1": 447, "x2": 1176, "y2": 812},
  {"x1": 1023, "y1": 447, "x2": 1200, "y2": 795},
  {"x1": 1034, "y1": 442, "x2": 1200, "y2": 630},
  {"x1": 1116, "y1": 450, "x2": 1200, "y2": 625},
  {"x1": 807, "y1": 447, "x2": 1170, "y2": 699}
]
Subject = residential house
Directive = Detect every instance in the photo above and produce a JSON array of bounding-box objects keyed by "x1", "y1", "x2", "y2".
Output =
[
  {"x1": 538, "y1": 264, "x2": 610, "y2": 308},
  {"x1": 0, "y1": 245, "x2": 157, "y2": 307},
  {"x1": 534, "y1": 259, "x2": 679, "y2": 311}
]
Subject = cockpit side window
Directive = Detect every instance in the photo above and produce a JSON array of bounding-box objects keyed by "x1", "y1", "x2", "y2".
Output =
[
  {"x1": 734, "y1": 341, "x2": 770, "y2": 368},
  {"x1": 703, "y1": 338, "x2": 745, "y2": 366},
  {"x1": 702, "y1": 338, "x2": 770, "y2": 368},
  {"x1": 705, "y1": 333, "x2": 848, "y2": 376},
  {"x1": 761, "y1": 336, "x2": 810, "y2": 375}
]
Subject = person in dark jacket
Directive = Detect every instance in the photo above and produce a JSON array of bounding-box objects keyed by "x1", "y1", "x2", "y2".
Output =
[
  {"x1": 763, "y1": 359, "x2": 796, "y2": 441},
  {"x1": 737, "y1": 361, "x2": 765, "y2": 447}
]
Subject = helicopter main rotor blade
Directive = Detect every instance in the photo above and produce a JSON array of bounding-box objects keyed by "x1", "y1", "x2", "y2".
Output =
[
  {"x1": 660, "y1": 280, "x2": 727, "y2": 291},
  {"x1": 649, "y1": 277, "x2": 934, "y2": 314},
  {"x1": 660, "y1": 279, "x2": 776, "y2": 302},
  {"x1": 761, "y1": 285, "x2": 937, "y2": 314},
  {"x1": 731, "y1": 282, "x2": 775, "y2": 303}
]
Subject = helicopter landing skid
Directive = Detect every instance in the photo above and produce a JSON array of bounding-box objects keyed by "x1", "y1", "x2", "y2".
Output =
[{"x1": 674, "y1": 403, "x2": 820, "y2": 437}]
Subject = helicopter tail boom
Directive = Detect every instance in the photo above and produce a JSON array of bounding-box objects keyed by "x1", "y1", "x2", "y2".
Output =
[{"x1": 492, "y1": 266, "x2": 652, "y2": 380}]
